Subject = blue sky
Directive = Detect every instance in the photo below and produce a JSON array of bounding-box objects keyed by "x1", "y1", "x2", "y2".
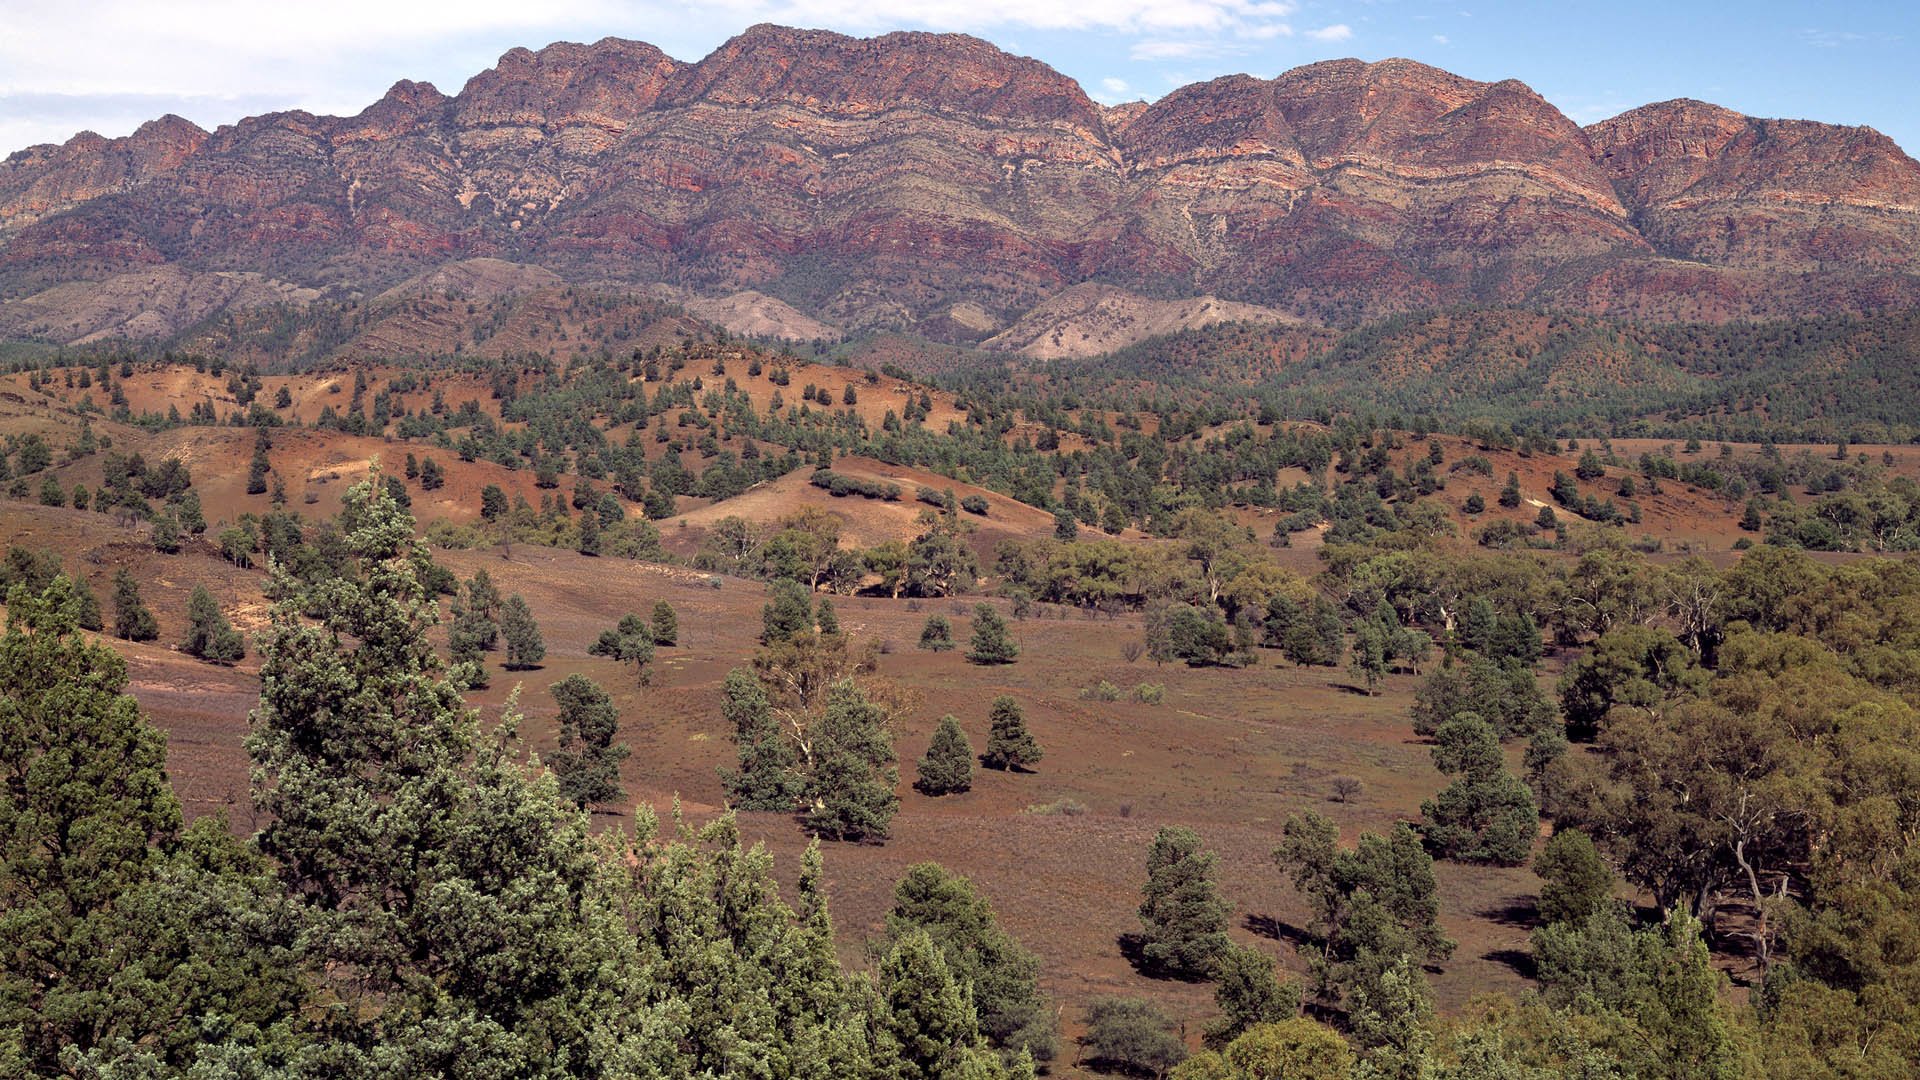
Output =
[{"x1": 2, "y1": 1, "x2": 1914, "y2": 157}]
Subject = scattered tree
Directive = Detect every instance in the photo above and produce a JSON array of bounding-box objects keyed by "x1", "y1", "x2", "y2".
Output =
[
  {"x1": 916, "y1": 716, "x2": 974, "y2": 795},
  {"x1": 967, "y1": 603, "x2": 1019, "y2": 665},
  {"x1": 650, "y1": 599, "x2": 678, "y2": 646},
  {"x1": 181, "y1": 585, "x2": 245, "y2": 663},
  {"x1": 110, "y1": 568, "x2": 158, "y2": 642},
  {"x1": 981, "y1": 696, "x2": 1043, "y2": 772},
  {"x1": 548, "y1": 674, "x2": 628, "y2": 808},
  {"x1": 1137, "y1": 825, "x2": 1232, "y2": 979},
  {"x1": 499, "y1": 592, "x2": 544, "y2": 669},
  {"x1": 918, "y1": 613, "x2": 955, "y2": 652}
]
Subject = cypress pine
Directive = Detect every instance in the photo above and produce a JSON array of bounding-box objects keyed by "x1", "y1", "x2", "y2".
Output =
[{"x1": 916, "y1": 716, "x2": 974, "y2": 795}]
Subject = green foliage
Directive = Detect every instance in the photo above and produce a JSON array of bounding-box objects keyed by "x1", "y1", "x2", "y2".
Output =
[
  {"x1": 720, "y1": 667, "x2": 803, "y2": 812},
  {"x1": 590, "y1": 612, "x2": 656, "y2": 683},
  {"x1": 181, "y1": 585, "x2": 245, "y2": 664},
  {"x1": 763, "y1": 579, "x2": 815, "y2": 645},
  {"x1": 1530, "y1": 909, "x2": 1754, "y2": 1080},
  {"x1": 885, "y1": 862, "x2": 1057, "y2": 1064},
  {"x1": 549, "y1": 674, "x2": 628, "y2": 807},
  {"x1": 1150, "y1": 602, "x2": 1234, "y2": 666},
  {"x1": 1557, "y1": 625, "x2": 1705, "y2": 739},
  {"x1": 916, "y1": 716, "x2": 974, "y2": 796},
  {"x1": 1534, "y1": 830, "x2": 1613, "y2": 926},
  {"x1": 577, "y1": 505, "x2": 602, "y2": 554},
  {"x1": 1275, "y1": 812, "x2": 1453, "y2": 1010},
  {"x1": 150, "y1": 510, "x2": 182, "y2": 553},
  {"x1": 499, "y1": 591, "x2": 544, "y2": 668},
  {"x1": 918, "y1": 613, "x2": 955, "y2": 652},
  {"x1": 1420, "y1": 713, "x2": 1539, "y2": 866},
  {"x1": 967, "y1": 603, "x2": 1019, "y2": 665},
  {"x1": 109, "y1": 568, "x2": 158, "y2": 642},
  {"x1": 0, "y1": 576, "x2": 304, "y2": 1073},
  {"x1": 981, "y1": 696, "x2": 1043, "y2": 772},
  {"x1": 650, "y1": 599, "x2": 679, "y2": 646},
  {"x1": 803, "y1": 680, "x2": 900, "y2": 841},
  {"x1": 1079, "y1": 997, "x2": 1188, "y2": 1077},
  {"x1": 1138, "y1": 825, "x2": 1232, "y2": 979},
  {"x1": 1411, "y1": 657, "x2": 1555, "y2": 740},
  {"x1": 248, "y1": 469, "x2": 622, "y2": 1069},
  {"x1": 1175, "y1": 1019, "x2": 1353, "y2": 1080},
  {"x1": 1204, "y1": 944, "x2": 1302, "y2": 1049}
]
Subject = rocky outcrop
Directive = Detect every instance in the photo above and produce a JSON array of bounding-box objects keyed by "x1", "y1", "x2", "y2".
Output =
[{"x1": 3, "y1": 27, "x2": 1918, "y2": 345}]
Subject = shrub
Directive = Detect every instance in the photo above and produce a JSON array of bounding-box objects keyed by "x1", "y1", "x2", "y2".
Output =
[{"x1": 1079, "y1": 998, "x2": 1187, "y2": 1077}]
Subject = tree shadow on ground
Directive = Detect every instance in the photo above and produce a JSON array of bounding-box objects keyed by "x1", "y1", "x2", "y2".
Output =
[
  {"x1": 1484, "y1": 948, "x2": 1538, "y2": 979},
  {"x1": 1478, "y1": 895, "x2": 1541, "y2": 929},
  {"x1": 1244, "y1": 914, "x2": 1315, "y2": 949}
]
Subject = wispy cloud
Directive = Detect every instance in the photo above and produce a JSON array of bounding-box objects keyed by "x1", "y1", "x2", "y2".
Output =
[
  {"x1": 1303, "y1": 23, "x2": 1352, "y2": 43},
  {"x1": 1797, "y1": 27, "x2": 1902, "y2": 50},
  {"x1": 0, "y1": 0, "x2": 1326, "y2": 150},
  {"x1": 1130, "y1": 39, "x2": 1246, "y2": 61}
]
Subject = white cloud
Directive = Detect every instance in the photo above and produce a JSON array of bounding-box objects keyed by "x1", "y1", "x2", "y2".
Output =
[
  {"x1": 1130, "y1": 39, "x2": 1245, "y2": 61},
  {"x1": 1303, "y1": 23, "x2": 1352, "y2": 43},
  {"x1": 1432, "y1": 34, "x2": 1449, "y2": 45},
  {"x1": 1101, "y1": 77, "x2": 1131, "y2": 95},
  {"x1": 0, "y1": 0, "x2": 1318, "y2": 150}
]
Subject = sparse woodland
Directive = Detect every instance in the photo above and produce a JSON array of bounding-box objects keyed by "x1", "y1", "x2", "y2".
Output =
[{"x1": 1, "y1": 341, "x2": 1919, "y2": 1079}]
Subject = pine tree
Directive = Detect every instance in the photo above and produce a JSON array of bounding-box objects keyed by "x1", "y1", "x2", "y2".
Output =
[
  {"x1": 887, "y1": 862, "x2": 1057, "y2": 1065},
  {"x1": 803, "y1": 679, "x2": 899, "y2": 841},
  {"x1": 1138, "y1": 826, "x2": 1232, "y2": 979},
  {"x1": 1534, "y1": 829, "x2": 1614, "y2": 925},
  {"x1": 1204, "y1": 944, "x2": 1301, "y2": 1048},
  {"x1": 0, "y1": 576, "x2": 302, "y2": 1073},
  {"x1": 248, "y1": 467, "x2": 626, "y2": 1071},
  {"x1": 815, "y1": 597, "x2": 841, "y2": 635},
  {"x1": 1499, "y1": 472, "x2": 1523, "y2": 508},
  {"x1": 246, "y1": 429, "x2": 271, "y2": 495},
  {"x1": 967, "y1": 603, "x2": 1019, "y2": 665},
  {"x1": 181, "y1": 585, "x2": 245, "y2": 664},
  {"x1": 589, "y1": 612, "x2": 655, "y2": 684},
  {"x1": 110, "y1": 568, "x2": 159, "y2": 641},
  {"x1": 577, "y1": 508, "x2": 602, "y2": 555},
  {"x1": 499, "y1": 592, "x2": 544, "y2": 669},
  {"x1": 877, "y1": 929, "x2": 1010, "y2": 1080},
  {"x1": 916, "y1": 716, "x2": 974, "y2": 795},
  {"x1": 548, "y1": 674, "x2": 628, "y2": 808},
  {"x1": 763, "y1": 579, "x2": 813, "y2": 644},
  {"x1": 981, "y1": 696, "x2": 1042, "y2": 772},
  {"x1": 71, "y1": 573, "x2": 103, "y2": 631},
  {"x1": 1420, "y1": 712, "x2": 1539, "y2": 866},
  {"x1": 720, "y1": 667, "x2": 802, "y2": 811},
  {"x1": 918, "y1": 613, "x2": 955, "y2": 652},
  {"x1": 150, "y1": 510, "x2": 183, "y2": 553},
  {"x1": 176, "y1": 489, "x2": 206, "y2": 535},
  {"x1": 650, "y1": 599, "x2": 679, "y2": 646}
]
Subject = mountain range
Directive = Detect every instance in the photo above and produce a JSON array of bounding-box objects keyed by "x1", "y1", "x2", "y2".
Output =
[{"x1": 4, "y1": 24, "x2": 1919, "y2": 354}]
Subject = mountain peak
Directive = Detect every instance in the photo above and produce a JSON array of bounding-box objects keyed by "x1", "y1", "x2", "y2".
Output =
[{"x1": 664, "y1": 23, "x2": 1103, "y2": 131}]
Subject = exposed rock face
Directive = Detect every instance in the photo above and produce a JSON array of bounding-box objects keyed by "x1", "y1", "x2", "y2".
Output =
[
  {"x1": 983, "y1": 282, "x2": 1295, "y2": 359},
  {"x1": 3, "y1": 26, "x2": 1918, "y2": 345},
  {"x1": 1589, "y1": 99, "x2": 1920, "y2": 271}
]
